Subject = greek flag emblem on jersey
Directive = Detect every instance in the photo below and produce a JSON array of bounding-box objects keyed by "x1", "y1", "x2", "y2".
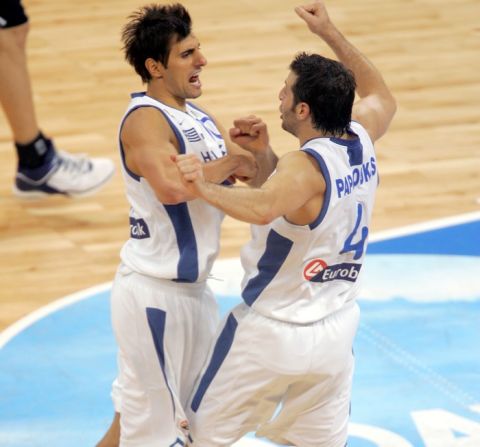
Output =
[{"x1": 183, "y1": 127, "x2": 202, "y2": 142}]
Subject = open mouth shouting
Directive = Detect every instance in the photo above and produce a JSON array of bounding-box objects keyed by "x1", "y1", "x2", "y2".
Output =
[{"x1": 189, "y1": 71, "x2": 202, "y2": 88}]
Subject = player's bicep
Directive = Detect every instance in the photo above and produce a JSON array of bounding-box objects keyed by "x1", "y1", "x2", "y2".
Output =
[
  {"x1": 352, "y1": 95, "x2": 396, "y2": 143},
  {"x1": 121, "y1": 109, "x2": 193, "y2": 203},
  {"x1": 261, "y1": 153, "x2": 325, "y2": 217}
]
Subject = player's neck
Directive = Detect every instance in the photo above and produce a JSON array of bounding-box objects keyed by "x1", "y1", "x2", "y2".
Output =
[
  {"x1": 298, "y1": 127, "x2": 353, "y2": 145},
  {"x1": 297, "y1": 127, "x2": 324, "y2": 146},
  {"x1": 146, "y1": 85, "x2": 187, "y2": 112}
]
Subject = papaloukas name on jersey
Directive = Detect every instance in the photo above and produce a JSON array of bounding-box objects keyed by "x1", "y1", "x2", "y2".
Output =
[
  {"x1": 336, "y1": 156, "x2": 377, "y2": 198},
  {"x1": 303, "y1": 258, "x2": 361, "y2": 283}
]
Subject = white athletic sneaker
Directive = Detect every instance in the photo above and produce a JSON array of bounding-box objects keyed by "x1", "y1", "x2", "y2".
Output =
[{"x1": 14, "y1": 150, "x2": 115, "y2": 198}]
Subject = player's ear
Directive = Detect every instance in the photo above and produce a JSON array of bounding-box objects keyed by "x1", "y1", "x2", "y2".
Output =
[
  {"x1": 145, "y1": 58, "x2": 165, "y2": 79},
  {"x1": 295, "y1": 102, "x2": 310, "y2": 121}
]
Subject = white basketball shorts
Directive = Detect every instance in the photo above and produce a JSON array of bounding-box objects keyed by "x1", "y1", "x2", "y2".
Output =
[
  {"x1": 110, "y1": 263, "x2": 219, "y2": 447},
  {"x1": 188, "y1": 300, "x2": 360, "y2": 447}
]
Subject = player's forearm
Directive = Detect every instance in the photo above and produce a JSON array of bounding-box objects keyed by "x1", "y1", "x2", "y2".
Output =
[
  {"x1": 317, "y1": 24, "x2": 391, "y2": 100},
  {"x1": 153, "y1": 180, "x2": 198, "y2": 204},
  {"x1": 203, "y1": 153, "x2": 257, "y2": 184},
  {"x1": 248, "y1": 147, "x2": 278, "y2": 187},
  {"x1": 197, "y1": 182, "x2": 276, "y2": 225}
]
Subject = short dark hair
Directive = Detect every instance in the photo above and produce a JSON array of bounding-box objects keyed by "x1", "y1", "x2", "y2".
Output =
[
  {"x1": 289, "y1": 53, "x2": 356, "y2": 136},
  {"x1": 122, "y1": 3, "x2": 192, "y2": 82}
]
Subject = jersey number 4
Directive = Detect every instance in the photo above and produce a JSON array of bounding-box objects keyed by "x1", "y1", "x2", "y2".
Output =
[{"x1": 340, "y1": 202, "x2": 369, "y2": 260}]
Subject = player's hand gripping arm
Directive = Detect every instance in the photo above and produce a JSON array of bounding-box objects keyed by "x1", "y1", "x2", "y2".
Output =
[
  {"x1": 295, "y1": 0, "x2": 396, "y2": 142},
  {"x1": 202, "y1": 111, "x2": 278, "y2": 187},
  {"x1": 121, "y1": 107, "x2": 257, "y2": 204},
  {"x1": 228, "y1": 115, "x2": 278, "y2": 186},
  {"x1": 174, "y1": 151, "x2": 324, "y2": 225},
  {"x1": 191, "y1": 104, "x2": 277, "y2": 187},
  {"x1": 201, "y1": 114, "x2": 259, "y2": 185}
]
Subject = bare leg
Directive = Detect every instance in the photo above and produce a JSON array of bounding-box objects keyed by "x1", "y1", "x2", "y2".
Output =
[
  {"x1": 0, "y1": 22, "x2": 40, "y2": 144},
  {"x1": 0, "y1": 21, "x2": 114, "y2": 197},
  {"x1": 96, "y1": 412, "x2": 121, "y2": 447}
]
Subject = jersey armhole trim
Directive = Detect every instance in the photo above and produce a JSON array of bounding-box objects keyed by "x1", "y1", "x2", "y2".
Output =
[
  {"x1": 119, "y1": 105, "x2": 187, "y2": 181},
  {"x1": 302, "y1": 148, "x2": 331, "y2": 230}
]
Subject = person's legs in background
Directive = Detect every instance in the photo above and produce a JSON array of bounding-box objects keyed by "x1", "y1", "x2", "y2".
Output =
[{"x1": 0, "y1": 2, "x2": 114, "y2": 198}]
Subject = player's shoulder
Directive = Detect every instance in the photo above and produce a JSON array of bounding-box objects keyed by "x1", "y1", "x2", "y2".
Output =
[
  {"x1": 125, "y1": 105, "x2": 170, "y2": 129},
  {"x1": 277, "y1": 149, "x2": 320, "y2": 172},
  {"x1": 122, "y1": 106, "x2": 174, "y2": 144}
]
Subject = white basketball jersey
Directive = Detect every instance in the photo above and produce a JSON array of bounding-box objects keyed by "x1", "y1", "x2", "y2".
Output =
[
  {"x1": 118, "y1": 92, "x2": 227, "y2": 282},
  {"x1": 240, "y1": 121, "x2": 377, "y2": 323}
]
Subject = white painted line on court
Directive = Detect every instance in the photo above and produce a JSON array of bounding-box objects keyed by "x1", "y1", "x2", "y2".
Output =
[
  {"x1": 0, "y1": 282, "x2": 112, "y2": 349},
  {"x1": 370, "y1": 210, "x2": 480, "y2": 242},
  {"x1": 1, "y1": 211, "x2": 478, "y2": 350}
]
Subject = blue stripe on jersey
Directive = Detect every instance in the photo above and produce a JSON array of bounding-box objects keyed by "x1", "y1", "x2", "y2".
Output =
[
  {"x1": 164, "y1": 203, "x2": 199, "y2": 283},
  {"x1": 118, "y1": 105, "x2": 148, "y2": 182},
  {"x1": 242, "y1": 230, "x2": 294, "y2": 306},
  {"x1": 146, "y1": 308, "x2": 176, "y2": 414},
  {"x1": 302, "y1": 148, "x2": 331, "y2": 230},
  {"x1": 330, "y1": 134, "x2": 363, "y2": 167},
  {"x1": 191, "y1": 313, "x2": 238, "y2": 412}
]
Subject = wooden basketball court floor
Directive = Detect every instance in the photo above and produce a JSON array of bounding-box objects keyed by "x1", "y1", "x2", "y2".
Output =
[
  {"x1": 0, "y1": 213, "x2": 479, "y2": 446},
  {"x1": 0, "y1": 0, "x2": 479, "y2": 332},
  {"x1": 0, "y1": 0, "x2": 479, "y2": 445}
]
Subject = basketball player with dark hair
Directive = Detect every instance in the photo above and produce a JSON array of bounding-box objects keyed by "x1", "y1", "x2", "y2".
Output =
[
  {"x1": 175, "y1": 1, "x2": 396, "y2": 445},
  {"x1": 97, "y1": 3, "x2": 276, "y2": 446}
]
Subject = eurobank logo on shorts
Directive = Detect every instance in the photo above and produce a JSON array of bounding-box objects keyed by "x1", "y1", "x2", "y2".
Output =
[{"x1": 303, "y1": 258, "x2": 361, "y2": 282}]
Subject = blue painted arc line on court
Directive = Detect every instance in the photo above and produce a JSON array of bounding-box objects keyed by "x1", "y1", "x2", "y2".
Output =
[{"x1": 1, "y1": 212, "x2": 480, "y2": 447}]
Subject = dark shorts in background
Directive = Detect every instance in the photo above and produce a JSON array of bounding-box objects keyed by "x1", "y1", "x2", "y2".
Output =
[{"x1": 0, "y1": 0, "x2": 28, "y2": 29}]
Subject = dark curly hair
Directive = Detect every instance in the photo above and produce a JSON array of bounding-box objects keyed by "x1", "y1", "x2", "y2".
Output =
[
  {"x1": 122, "y1": 3, "x2": 192, "y2": 82},
  {"x1": 290, "y1": 53, "x2": 356, "y2": 136}
]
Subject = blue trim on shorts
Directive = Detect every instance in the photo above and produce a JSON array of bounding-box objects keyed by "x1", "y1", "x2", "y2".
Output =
[
  {"x1": 169, "y1": 438, "x2": 185, "y2": 447},
  {"x1": 191, "y1": 313, "x2": 238, "y2": 412},
  {"x1": 146, "y1": 308, "x2": 176, "y2": 414},
  {"x1": 241, "y1": 230, "x2": 294, "y2": 306},
  {"x1": 164, "y1": 203, "x2": 199, "y2": 282}
]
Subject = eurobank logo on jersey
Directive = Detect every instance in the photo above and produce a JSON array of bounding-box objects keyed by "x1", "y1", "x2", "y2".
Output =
[{"x1": 303, "y1": 258, "x2": 361, "y2": 282}]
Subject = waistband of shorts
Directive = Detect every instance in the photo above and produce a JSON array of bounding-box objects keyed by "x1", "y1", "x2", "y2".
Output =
[
  {"x1": 116, "y1": 263, "x2": 209, "y2": 293},
  {"x1": 247, "y1": 299, "x2": 358, "y2": 326}
]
